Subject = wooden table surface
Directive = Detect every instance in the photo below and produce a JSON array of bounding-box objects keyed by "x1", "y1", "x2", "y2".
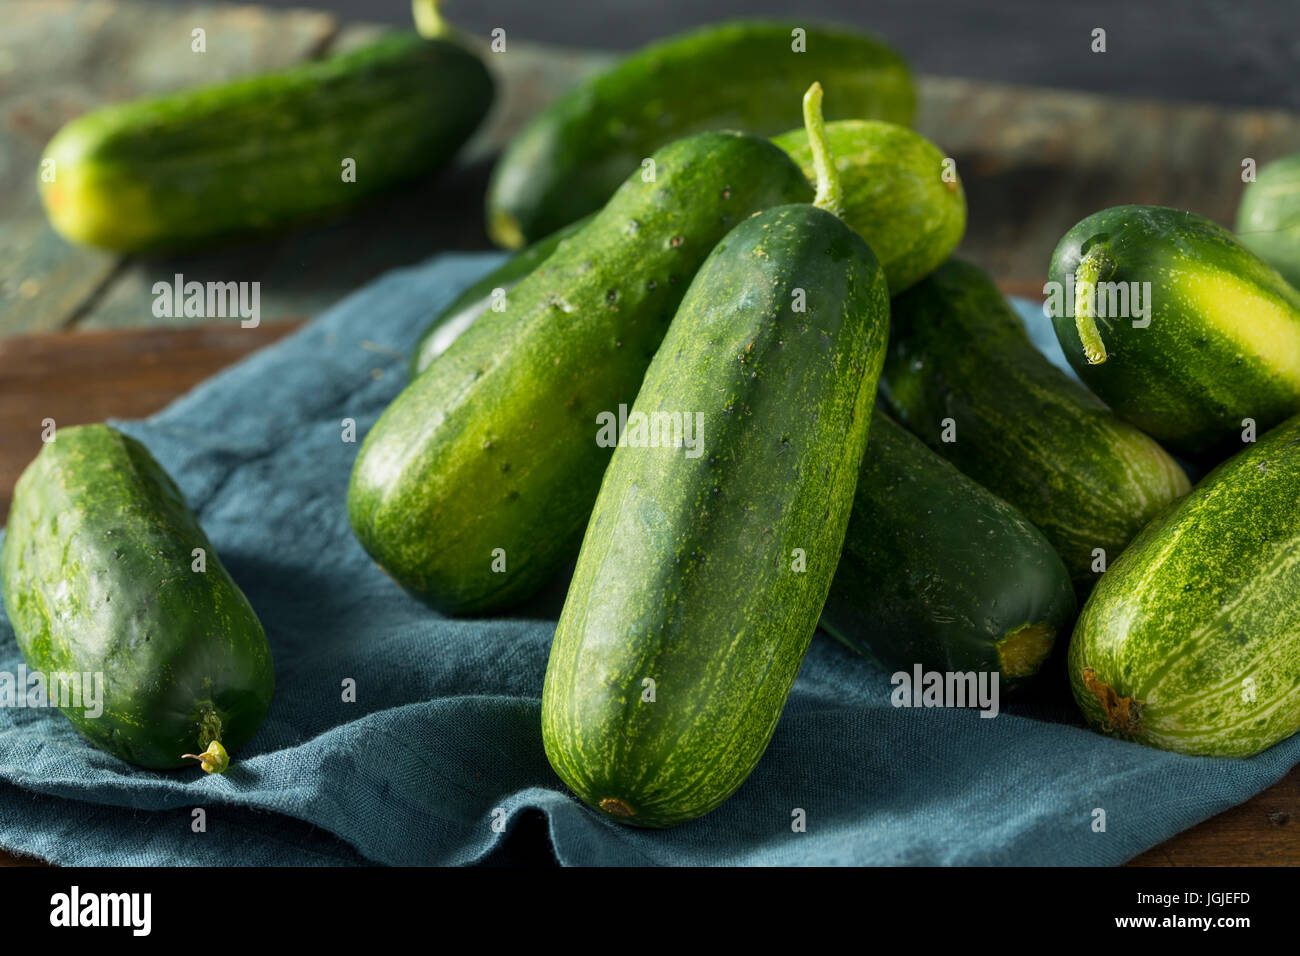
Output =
[
  {"x1": 5, "y1": 1, "x2": 1300, "y2": 340},
  {"x1": 0, "y1": 0, "x2": 1297, "y2": 866},
  {"x1": 0, "y1": 320, "x2": 1295, "y2": 867}
]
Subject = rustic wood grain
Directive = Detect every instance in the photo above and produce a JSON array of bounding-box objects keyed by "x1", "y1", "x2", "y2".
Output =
[
  {"x1": 0, "y1": 322, "x2": 298, "y2": 517},
  {"x1": 0, "y1": 320, "x2": 1294, "y2": 867},
  {"x1": 7, "y1": 3, "x2": 1300, "y2": 337},
  {"x1": 916, "y1": 77, "x2": 1300, "y2": 283}
]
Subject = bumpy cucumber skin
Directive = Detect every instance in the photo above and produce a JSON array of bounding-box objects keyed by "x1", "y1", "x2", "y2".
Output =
[
  {"x1": 1050, "y1": 205, "x2": 1300, "y2": 457},
  {"x1": 773, "y1": 120, "x2": 964, "y2": 294},
  {"x1": 542, "y1": 203, "x2": 889, "y2": 828},
  {"x1": 0, "y1": 425, "x2": 273, "y2": 769},
  {"x1": 822, "y1": 409, "x2": 1075, "y2": 691},
  {"x1": 349, "y1": 132, "x2": 814, "y2": 615},
  {"x1": 1236, "y1": 154, "x2": 1300, "y2": 290},
  {"x1": 486, "y1": 20, "x2": 914, "y2": 247},
  {"x1": 881, "y1": 259, "x2": 1190, "y2": 594},
  {"x1": 40, "y1": 33, "x2": 493, "y2": 252},
  {"x1": 1069, "y1": 414, "x2": 1300, "y2": 757},
  {"x1": 409, "y1": 216, "x2": 590, "y2": 378}
]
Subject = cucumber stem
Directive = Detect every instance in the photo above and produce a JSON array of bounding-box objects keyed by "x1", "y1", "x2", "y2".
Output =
[
  {"x1": 182, "y1": 704, "x2": 230, "y2": 774},
  {"x1": 183, "y1": 741, "x2": 229, "y2": 775},
  {"x1": 1074, "y1": 246, "x2": 1115, "y2": 365},
  {"x1": 802, "y1": 83, "x2": 843, "y2": 218},
  {"x1": 412, "y1": 0, "x2": 451, "y2": 38}
]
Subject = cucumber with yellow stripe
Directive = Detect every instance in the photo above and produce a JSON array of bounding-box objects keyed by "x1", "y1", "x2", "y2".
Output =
[
  {"x1": 1049, "y1": 205, "x2": 1300, "y2": 457},
  {"x1": 1069, "y1": 413, "x2": 1300, "y2": 757},
  {"x1": 881, "y1": 259, "x2": 1190, "y2": 594}
]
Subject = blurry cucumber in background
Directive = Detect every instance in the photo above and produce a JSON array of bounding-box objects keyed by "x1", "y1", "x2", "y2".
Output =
[
  {"x1": 485, "y1": 19, "x2": 915, "y2": 248},
  {"x1": 1236, "y1": 152, "x2": 1300, "y2": 290},
  {"x1": 39, "y1": 30, "x2": 493, "y2": 253},
  {"x1": 411, "y1": 120, "x2": 963, "y2": 376}
]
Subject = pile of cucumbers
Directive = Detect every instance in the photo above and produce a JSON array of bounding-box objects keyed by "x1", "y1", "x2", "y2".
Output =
[{"x1": 7, "y1": 9, "x2": 1300, "y2": 828}]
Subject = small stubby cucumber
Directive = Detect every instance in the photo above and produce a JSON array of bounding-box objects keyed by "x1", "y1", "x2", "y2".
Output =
[
  {"x1": 1049, "y1": 204, "x2": 1300, "y2": 457},
  {"x1": 773, "y1": 120, "x2": 964, "y2": 293},
  {"x1": 1, "y1": 425, "x2": 273, "y2": 772}
]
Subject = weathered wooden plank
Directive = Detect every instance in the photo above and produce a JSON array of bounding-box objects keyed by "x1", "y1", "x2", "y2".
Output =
[
  {"x1": 916, "y1": 76, "x2": 1300, "y2": 280},
  {"x1": 7, "y1": 8, "x2": 1300, "y2": 337},
  {"x1": 0, "y1": 321, "x2": 299, "y2": 517},
  {"x1": 0, "y1": 0, "x2": 339, "y2": 336}
]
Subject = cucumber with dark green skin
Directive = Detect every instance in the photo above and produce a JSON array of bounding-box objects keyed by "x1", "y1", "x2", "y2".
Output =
[
  {"x1": 0, "y1": 425, "x2": 273, "y2": 772},
  {"x1": 773, "y1": 120, "x2": 964, "y2": 294},
  {"x1": 1237, "y1": 153, "x2": 1300, "y2": 290},
  {"x1": 40, "y1": 32, "x2": 492, "y2": 253},
  {"x1": 349, "y1": 131, "x2": 813, "y2": 615},
  {"x1": 542, "y1": 108, "x2": 889, "y2": 826},
  {"x1": 881, "y1": 259, "x2": 1190, "y2": 594},
  {"x1": 1069, "y1": 413, "x2": 1300, "y2": 757},
  {"x1": 413, "y1": 119, "x2": 963, "y2": 375},
  {"x1": 409, "y1": 215, "x2": 590, "y2": 378},
  {"x1": 821, "y1": 409, "x2": 1075, "y2": 691},
  {"x1": 486, "y1": 20, "x2": 914, "y2": 248},
  {"x1": 1049, "y1": 204, "x2": 1300, "y2": 457}
]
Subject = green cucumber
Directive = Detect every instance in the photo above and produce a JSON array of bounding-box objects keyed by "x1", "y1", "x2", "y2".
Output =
[
  {"x1": 1236, "y1": 153, "x2": 1300, "y2": 290},
  {"x1": 542, "y1": 85, "x2": 889, "y2": 827},
  {"x1": 486, "y1": 19, "x2": 914, "y2": 248},
  {"x1": 773, "y1": 120, "x2": 964, "y2": 294},
  {"x1": 1069, "y1": 413, "x2": 1300, "y2": 757},
  {"x1": 881, "y1": 258, "x2": 1190, "y2": 593},
  {"x1": 1049, "y1": 204, "x2": 1300, "y2": 457},
  {"x1": 0, "y1": 425, "x2": 273, "y2": 772},
  {"x1": 409, "y1": 216, "x2": 590, "y2": 378},
  {"x1": 349, "y1": 130, "x2": 813, "y2": 615},
  {"x1": 40, "y1": 32, "x2": 492, "y2": 252},
  {"x1": 822, "y1": 409, "x2": 1075, "y2": 691}
]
